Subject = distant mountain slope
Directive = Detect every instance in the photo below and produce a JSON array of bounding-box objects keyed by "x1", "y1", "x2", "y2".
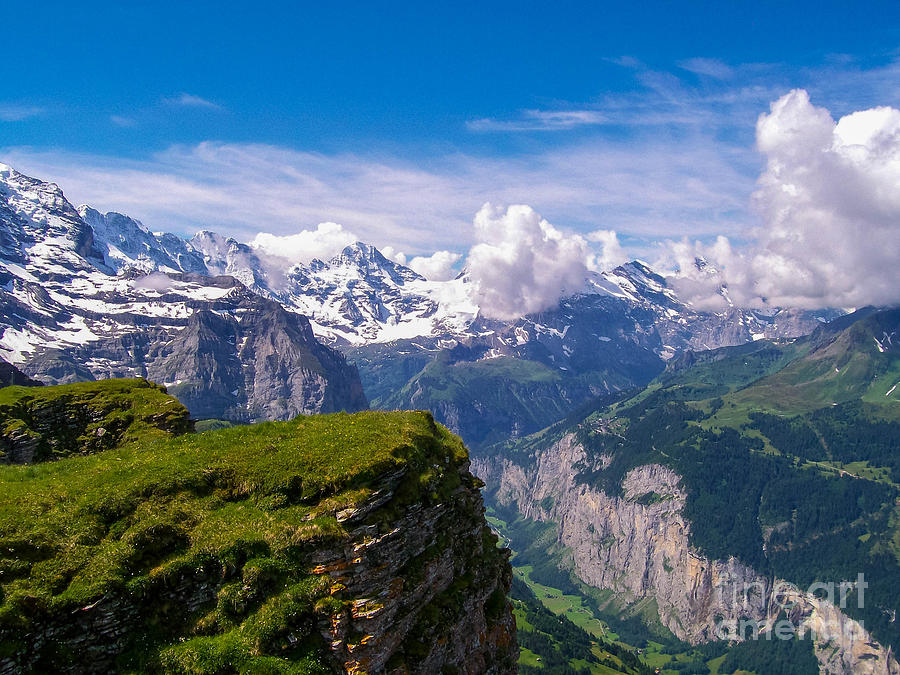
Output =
[
  {"x1": 476, "y1": 307, "x2": 900, "y2": 675},
  {"x1": 727, "y1": 307, "x2": 900, "y2": 414},
  {"x1": 350, "y1": 289, "x2": 839, "y2": 448}
]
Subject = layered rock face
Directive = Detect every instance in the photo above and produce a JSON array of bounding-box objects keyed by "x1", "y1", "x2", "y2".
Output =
[
  {"x1": 476, "y1": 434, "x2": 899, "y2": 675},
  {"x1": 5, "y1": 272, "x2": 368, "y2": 422},
  {"x1": 314, "y1": 461, "x2": 517, "y2": 674}
]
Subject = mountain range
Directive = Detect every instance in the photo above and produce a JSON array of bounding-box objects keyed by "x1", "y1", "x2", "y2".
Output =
[
  {"x1": 0, "y1": 163, "x2": 838, "y2": 437},
  {"x1": 3, "y1": 163, "x2": 900, "y2": 675}
]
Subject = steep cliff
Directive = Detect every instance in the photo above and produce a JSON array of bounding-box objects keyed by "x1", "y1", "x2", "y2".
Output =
[
  {"x1": 476, "y1": 435, "x2": 898, "y2": 674},
  {"x1": 0, "y1": 394, "x2": 516, "y2": 673},
  {"x1": 0, "y1": 359, "x2": 41, "y2": 388}
]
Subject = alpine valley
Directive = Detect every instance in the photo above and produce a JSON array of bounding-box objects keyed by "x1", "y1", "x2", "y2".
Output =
[{"x1": 2, "y1": 163, "x2": 899, "y2": 675}]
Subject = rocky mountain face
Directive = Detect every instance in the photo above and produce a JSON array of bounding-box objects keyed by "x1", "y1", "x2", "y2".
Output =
[
  {"x1": 348, "y1": 283, "x2": 837, "y2": 448},
  {"x1": 0, "y1": 164, "x2": 367, "y2": 421},
  {"x1": 0, "y1": 384, "x2": 517, "y2": 674},
  {"x1": 0, "y1": 358, "x2": 41, "y2": 387}
]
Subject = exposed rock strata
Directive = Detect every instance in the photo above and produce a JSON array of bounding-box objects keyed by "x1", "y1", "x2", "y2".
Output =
[
  {"x1": 0, "y1": 379, "x2": 192, "y2": 463},
  {"x1": 315, "y1": 460, "x2": 518, "y2": 673}
]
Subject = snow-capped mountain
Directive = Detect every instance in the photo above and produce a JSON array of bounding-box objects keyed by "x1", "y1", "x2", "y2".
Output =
[
  {"x1": 77, "y1": 206, "x2": 209, "y2": 275},
  {"x1": 0, "y1": 163, "x2": 367, "y2": 421},
  {"x1": 0, "y1": 163, "x2": 837, "y2": 432}
]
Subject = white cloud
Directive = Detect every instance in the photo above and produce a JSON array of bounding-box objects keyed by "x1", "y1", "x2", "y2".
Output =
[
  {"x1": 467, "y1": 204, "x2": 589, "y2": 320},
  {"x1": 250, "y1": 222, "x2": 357, "y2": 264},
  {"x1": 586, "y1": 229, "x2": 627, "y2": 271},
  {"x1": 468, "y1": 109, "x2": 607, "y2": 132},
  {"x1": 380, "y1": 246, "x2": 407, "y2": 265},
  {"x1": 407, "y1": 250, "x2": 462, "y2": 281},
  {"x1": 110, "y1": 115, "x2": 136, "y2": 127},
  {"x1": 0, "y1": 138, "x2": 752, "y2": 252},
  {"x1": 0, "y1": 104, "x2": 44, "y2": 122},
  {"x1": 670, "y1": 89, "x2": 900, "y2": 310},
  {"x1": 678, "y1": 57, "x2": 733, "y2": 80},
  {"x1": 132, "y1": 271, "x2": 174, "y2": 292},
  {"x1": 164, "y1": 93, "x2": 221, "y2": 109}
]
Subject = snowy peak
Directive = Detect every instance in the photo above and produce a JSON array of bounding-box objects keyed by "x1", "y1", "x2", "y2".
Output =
[
  {"x1": 0, "y1": 164, "x2": 76, "y2": 220},
  {"x1": 0, "y1": 164, "x2": 106, "y2": 274},
  {"x1": 278, "y1": 241, "x2": 474, "y2": 345},
  {"x1": 0, "y1": 163, "x2": 840, "y2": 359},
  {"x1": 78, "y1": 206, "x2": 208, "y2": 275},
  {"x1": 324, "y1": 242, "x2": 425, "y2": 284},
  {"x1": 190, "y1": 230, "x2": 293, "y2": 297}
]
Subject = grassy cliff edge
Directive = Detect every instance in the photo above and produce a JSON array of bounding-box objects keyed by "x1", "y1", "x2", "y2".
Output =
[{"x1": 0, "y1": 391, "x2": 516, "y2": 673}]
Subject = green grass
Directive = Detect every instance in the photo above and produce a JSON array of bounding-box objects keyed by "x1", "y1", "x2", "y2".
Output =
[
  {"x1": 388, "y1": 356, "x2": 561, "y2": 406},
  {"x1": 518, "y1": 646, "x2": 543, "y2": 668},
  {"x1": 515, "y1": 565, "x2": 609, "y2": 639},
  {"x1": 724, "y1": 316, "x2": 900, "y2": 417},
  {"x1": 0, "y1": 408, "x2": 468, "y2": 671}
]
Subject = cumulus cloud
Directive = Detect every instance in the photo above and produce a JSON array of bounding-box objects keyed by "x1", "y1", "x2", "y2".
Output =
[
  {"x1": 671, "y1": 89, "x2": 900, "y2": 310},
  {"x1": 407, "y1": 250, "x2": 462, "y2": 281},
  {"x1": 380, "y1": 246, "x2": 407, "y2": 265},
  {"x1": 467, "y1": 204, "x2": 589, "y2": 320},
  {"x1": 586, "y1": 229, "x2": 627, "y2": 271},
  {"x1": 251, "y1": 222, "x2": 357, "y2": 264}
]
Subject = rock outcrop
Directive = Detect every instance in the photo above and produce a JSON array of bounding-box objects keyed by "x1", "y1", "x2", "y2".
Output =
[
  {"x1": 314, "y1": 461, "x2": 517, "y2": 674},
  {"x1": 476, "y1": 433, "x2": 899, "y2": 675},
  {"x1": 0, "y1": 378, "x2": 192, "y2": 463}
]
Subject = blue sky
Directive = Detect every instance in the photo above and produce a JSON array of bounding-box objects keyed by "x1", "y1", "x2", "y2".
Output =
[{"x1": 2, "y1": 0, "x2": 900, "y2": 261}]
